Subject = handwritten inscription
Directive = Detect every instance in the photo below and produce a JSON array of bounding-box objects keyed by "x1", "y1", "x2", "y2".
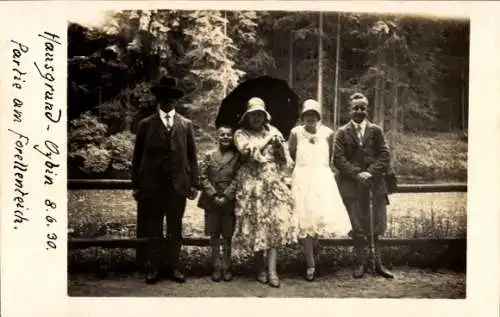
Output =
[
  {"x1": 11, "y1": 40, "x2": 29, "y2": 123},
  {"x1": 7, "y1": 31, "x2": 62, "y2": 251},
  {"x1": 36, "y1": 31, "x2": 62, "y2": 250},
  {"x1": 44, "y1": 199, "x2": 58, "y2": 250},
  {"x1": 34, "y1": 31, "x2": 61, "y2": 130},
  {"x1": 8, "y1": 129, "x2": 30, "y2": 228},
  {"x1": 34, "y1": 140, "x2": 60, "y2": 185}
]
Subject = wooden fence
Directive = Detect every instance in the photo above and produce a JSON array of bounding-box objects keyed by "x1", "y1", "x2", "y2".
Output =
[{"x1": 68, "y1": 179, "x2": 467, "y2": 250}]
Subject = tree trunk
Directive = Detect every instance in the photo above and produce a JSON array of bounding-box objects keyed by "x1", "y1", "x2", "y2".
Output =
[
  {"x1": 333, "y1": 12, "x2": 341, "y2": 129},
  {"x1": 461, "y1": 56, "x2": 467, "y2": 131},
  {"x1": 288, "y1": 31, "x2": 294, "y2": 89},
  {"x1": 374, "y1": 42, "x2": 385, "y2": 130},
  {"x1": 222, "y1": 10, "x2": 228, "y2": 98},
  {"x1": 125, "y1": 82, "x2": 131, "y2": 131},
  {"x1": 390, "y1": 42, "x2": 398, "y2": 134},
  {"x1": 317, "y1": 11, "x2": 324, "y2": 113}
]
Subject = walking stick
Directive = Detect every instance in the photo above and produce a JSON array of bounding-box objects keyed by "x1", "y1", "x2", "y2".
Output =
[{"x1": 368, "y1": 186, "x2": 377, "y2": 276}]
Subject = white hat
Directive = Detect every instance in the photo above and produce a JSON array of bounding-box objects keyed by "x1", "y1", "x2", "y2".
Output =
[
  {"x1": 301, "y1": 99, "x2": 321, "y2": 119},
  {"x1": 239, "y1": 97, "x2": 271, "y2": 124}
]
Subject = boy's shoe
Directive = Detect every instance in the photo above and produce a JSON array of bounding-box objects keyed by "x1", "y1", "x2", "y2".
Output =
[
  {"x1": 256, "y1": 271, "x2": 268, "y2": 284},
  {"x1": 222, "y1": 269, "x2": 233, "y2": 282},
  {"x1": 212, "y1": 269, "x2": 222, "y2": 282}
]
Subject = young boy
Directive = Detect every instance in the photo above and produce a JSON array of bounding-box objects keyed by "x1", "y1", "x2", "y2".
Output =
[{"x1": 197, "y1": 125, "x2": 240, "y2": 282}]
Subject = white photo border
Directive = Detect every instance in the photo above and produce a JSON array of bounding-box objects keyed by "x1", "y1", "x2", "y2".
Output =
[{"x1": 1, "y1": 1, "x2": 499, "y2": 317}]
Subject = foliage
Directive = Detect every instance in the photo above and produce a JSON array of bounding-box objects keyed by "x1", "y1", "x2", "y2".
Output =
[
  {"x1": 182, "y1": 11, "x2": 247, "y2": 129},
  {"x1": 104, "y1": 131, "x2": 135, "y2": 171},
  {"x1": 69, "y1": 112, "x2": 136, "y2": 174},
  {"x1": 67, "y1": 10, "x2": 469, "y2": 177}
]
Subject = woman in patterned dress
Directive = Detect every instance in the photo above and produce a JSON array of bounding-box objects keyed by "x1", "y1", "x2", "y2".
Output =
[{"x1": 232, "y1": 97, "x2": 298, "y2": 288}]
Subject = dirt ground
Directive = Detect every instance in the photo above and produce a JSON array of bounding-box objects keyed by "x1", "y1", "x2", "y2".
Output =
[{"x1": 68, "y1": 267, "x2": 465, "y2": 298}]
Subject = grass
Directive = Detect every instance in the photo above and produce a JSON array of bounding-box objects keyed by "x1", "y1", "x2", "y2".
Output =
[
  {"x1": 67, "y1": 190, "x2": 467, "y2": 273},
  {"x1": 390, "y1": 132, "x2": 467, "y2": 183}
]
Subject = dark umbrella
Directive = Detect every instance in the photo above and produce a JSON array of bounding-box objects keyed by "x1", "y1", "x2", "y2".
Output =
[{"x1": 215, "y1": 76, "x2": 300, "y2": 139}]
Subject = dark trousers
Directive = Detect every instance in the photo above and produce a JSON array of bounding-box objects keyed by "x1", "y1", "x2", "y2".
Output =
[
  {"x1": 343, "y1": 188, "x2": 388, "y2": 240},
  {"x1": 136, "y1": 191, "x2": 186, "y2": 271}
]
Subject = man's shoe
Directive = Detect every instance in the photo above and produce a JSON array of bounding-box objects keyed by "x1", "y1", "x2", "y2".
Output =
[
  {"x1": 169, "y1": 268, "x2": 186, "y2": 283},
  {"x1": 145, "y1": 269, "x2": 160, "y2": 284},
  {"x1": 353, "y1": 241, "x2": 367, "y2": 279},
  {"x1": 353, "y1": 264, "x2": 366, "y2": 279},
  {"x1": 374, "y1": 246, "x2": 394, "y2": 279},
  {"x1": 375, "y1": 257, "x2": 394, "y2": 279},
  {"x1": 376, "y1": 264, "x2": 394, "y2": 279}
]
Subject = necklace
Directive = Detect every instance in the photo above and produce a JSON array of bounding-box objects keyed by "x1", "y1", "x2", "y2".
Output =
[{"x1": 304, "y1": 125, "x2": 318, "y2": 144}]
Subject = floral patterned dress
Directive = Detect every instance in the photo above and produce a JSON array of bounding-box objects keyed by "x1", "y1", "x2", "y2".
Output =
[{"x1": 232, "y1": 124, "x2": 299, "y2": 253}]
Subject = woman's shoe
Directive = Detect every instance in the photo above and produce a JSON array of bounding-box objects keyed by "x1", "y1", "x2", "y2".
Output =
[
  {"x1": 305, "y1": 267, "x2": 316, "y2": 282},
  {"x1": 268, "y1": 272, "x2": 280, "y2": 288},
  {"x1": 211, "y1": 269, "x2": 221, "y2": 282},
  {"x1": 256, "y1": 271, "x2": 268, "y2": 284}
]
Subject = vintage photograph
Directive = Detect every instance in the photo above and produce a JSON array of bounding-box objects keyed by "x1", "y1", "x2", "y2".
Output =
[{"x1": 66, "y1": 8, "x2": 468, "y2": 298}]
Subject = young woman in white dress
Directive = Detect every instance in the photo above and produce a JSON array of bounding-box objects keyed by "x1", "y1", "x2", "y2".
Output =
[{"x1": 288, "y1": 99, "x2": 351, "y2": 281}]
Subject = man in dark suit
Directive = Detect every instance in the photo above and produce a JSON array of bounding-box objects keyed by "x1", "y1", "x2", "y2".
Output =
[
  {"x1": 131, "y1": 75, "x2": 199, "y2": 284},
  {"x1": 333, "y1": 92, "x2": 394, "y2": 279}
]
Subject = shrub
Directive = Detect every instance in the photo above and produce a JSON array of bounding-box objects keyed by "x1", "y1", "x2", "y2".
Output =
[
  {"x1": 104, "y1": 131, "x2": 135, "y2": 171},
  {"x1": 73, "y1": 144, "x2": 112, "y2": 174}
]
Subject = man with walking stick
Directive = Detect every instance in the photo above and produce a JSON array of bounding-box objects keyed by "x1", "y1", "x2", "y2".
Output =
[{"x1": 333, "y1": 92, "x2": 394, "y2": 279}]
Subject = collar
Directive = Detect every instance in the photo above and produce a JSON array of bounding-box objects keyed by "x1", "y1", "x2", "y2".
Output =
[
  {"x1": 351, "y1": 119, "x2": 367, "y2": 130},
  {"x1": 158, "y1": 107, "x2": 176, "y2": 118}
]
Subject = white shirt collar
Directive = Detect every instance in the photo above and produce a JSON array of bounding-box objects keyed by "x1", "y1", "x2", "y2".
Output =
[
  {"x1": 351, "y1": 119, "x2": 367, "y2": 131},
  {"x1": 159, "y1": 107, "x2": 175, "y2": 118},
  {"x1": 158, "y1": 107, "x2": 175, "y2": 129}
]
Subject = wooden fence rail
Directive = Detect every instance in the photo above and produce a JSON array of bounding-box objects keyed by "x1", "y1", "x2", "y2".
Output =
[
  {"x1": 68, "y1": 179, "x2": 467, "y2": 193},
  {"x1": 67, "y1": 179, "x2": 467, "y2": 250},
  {"x1": 68, "y1": 237, "x2": 466, "y2": 250}
]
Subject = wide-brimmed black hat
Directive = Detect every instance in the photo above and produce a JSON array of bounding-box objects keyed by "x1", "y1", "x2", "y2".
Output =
[{"x1": 150, "y1": 75, "x2": 184, "y2": 99}]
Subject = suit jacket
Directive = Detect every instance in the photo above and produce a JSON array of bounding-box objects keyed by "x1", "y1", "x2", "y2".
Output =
[
  {"x1": 333, "y1": 120, "x2": 390, "y2": 199},
  {"x1": 131, "y1": 111, "x2": 199, "y2": 200},
  {"x1": 197, "y1": 148, "x2": 240, "y2": 211}
]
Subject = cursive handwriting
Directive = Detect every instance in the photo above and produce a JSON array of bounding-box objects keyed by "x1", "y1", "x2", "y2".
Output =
[
  {"x1": 10, "y1": 40, "x2": 29, "y2": 123},
  {"x1": 34, "y1": 31, "x2": 61, "y2": 130},
  {"x1": 33, "y1": 140, "x2": 60, "y2": 186},
  {"x1": 8, "y1": 31, "x2": 63, "y2": 251},
  {"x1": 8, "y1": 129, "x2": 30, "y2": 228}
]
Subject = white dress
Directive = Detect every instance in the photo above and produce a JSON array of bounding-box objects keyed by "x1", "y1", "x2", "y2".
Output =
[{"x1": 290, "y1": 124, "x2": 351, "y2": 238}]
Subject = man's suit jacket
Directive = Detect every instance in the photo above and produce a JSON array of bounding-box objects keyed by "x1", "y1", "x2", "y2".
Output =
[
  {"x1": 131, "y1": 111, "x2": 199, "y2": 201},
  {"x1": 333, "y1": 120, "x2": 390, "y2": 199}
]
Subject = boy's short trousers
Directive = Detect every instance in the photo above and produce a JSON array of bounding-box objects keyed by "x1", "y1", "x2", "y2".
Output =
[{"x1": 204, "y1": 204, "x2": 236, "y2": 238}]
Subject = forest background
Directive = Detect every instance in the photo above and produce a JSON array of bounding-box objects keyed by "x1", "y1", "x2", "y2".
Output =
[{"x1": 67, "y1": 10, "x2": 469, "y2": 183}]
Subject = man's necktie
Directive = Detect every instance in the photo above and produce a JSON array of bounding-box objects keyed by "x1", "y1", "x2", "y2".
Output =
[
  {"x1": 165, "y1": 114, "x2": 172, "y2": 131},
  {"x1": 356, "y1": 125, "x2": 363, "y2": 146}
]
